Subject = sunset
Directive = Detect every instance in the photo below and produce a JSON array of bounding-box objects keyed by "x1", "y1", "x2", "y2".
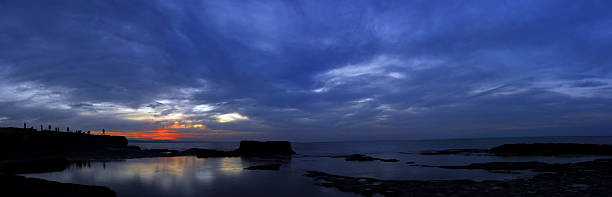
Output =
[{"x1": 1, "y1": 0, "x2": 612, "y2": 196}]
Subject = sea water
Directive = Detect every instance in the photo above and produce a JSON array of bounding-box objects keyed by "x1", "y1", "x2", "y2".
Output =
[{"x1": 23, "y1": 136, "x2": 612, "y2": 197}]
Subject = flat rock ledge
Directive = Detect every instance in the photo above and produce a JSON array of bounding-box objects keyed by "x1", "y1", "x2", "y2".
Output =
[
  {"x1": 0, "y1": 174, "x2": 116, "y2": 197},
  {"x1": 244, "y1": 164, "x2": 282, "y2": 171},
  {"x1": 306, "y1": 158, "x2": 612, "y2": 197},
  {"x1": 421, "y1": 143, "x2": 612, "y2": 156},
  {"x1": 332, "y1": 154, "x2": 399, "y2": 162},
  {"x1": 185, "y1": 140, "x2": 296, "y2": 158}
]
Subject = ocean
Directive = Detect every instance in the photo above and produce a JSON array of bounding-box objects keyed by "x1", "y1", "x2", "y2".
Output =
[{"x1": 22, "y1": 136, "x2": 612, "y2": 197}]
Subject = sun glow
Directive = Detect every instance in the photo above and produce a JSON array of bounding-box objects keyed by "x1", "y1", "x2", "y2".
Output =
[{"x1": 107, "y1": 129, "x2": 186, "y2": 141}]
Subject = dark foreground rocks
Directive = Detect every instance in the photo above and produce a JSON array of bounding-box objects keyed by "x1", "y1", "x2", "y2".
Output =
[
  {"x1": 420, "y1": 149, "x2": 489, "y2": 155},
  {"x1": 236, "y1": 141, "x2": 296, "y2": 155},
  {"x1": 490, "y1": 143, "x2": 612, "y2": 155},
  {"x1": 332, "y1": 154, "x2": 399, "y2": 162},
  {"x1": 421, "y1": 143, "x2": 612, "y2": 156},
  {"x1": 0, "y1": 127, "x2": 165, "y2": 162},
  {"x1": 437, "y1": 161, "x2": 564, "y2": 172},
  {"x1": 184, "y1": 140, "x2": 296, "y2": 158},
  {"x1": 0, "y1": 157, "x2": 70, "y2": 174},
  {"x1": 0, "y1": 128, "x2": 297, "y2": 195},
  {"x1": 0, "y1": 174, "x2": 116, "y2": 197},
  {"x1": 244, "y1": 164, "x2": 282, "y2": 170},
  {"x1": 306, "y1": 158, "x2": 612, "y2": 197}
]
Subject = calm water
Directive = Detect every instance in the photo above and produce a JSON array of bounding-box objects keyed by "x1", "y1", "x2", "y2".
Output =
[{"x1": 23, "y1": 136, "x2": 612, "y2": 197}]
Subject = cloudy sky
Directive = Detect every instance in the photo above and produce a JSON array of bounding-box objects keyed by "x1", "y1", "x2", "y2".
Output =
[{"x1": 1, "y1": 0, "x2": 611, "y2": 141}]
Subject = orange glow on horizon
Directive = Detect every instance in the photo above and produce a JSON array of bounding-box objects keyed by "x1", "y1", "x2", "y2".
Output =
[
  {"x1": 105, "y1": 122, "x2": 251, "y2": 141},
  {"x1": 106, "y1": 129, "x2": 186, "y2": 141}
]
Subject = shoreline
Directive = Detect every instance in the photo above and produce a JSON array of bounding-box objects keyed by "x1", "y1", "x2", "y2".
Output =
[
  {"x1": 4, "y1": 128, "x2": 612, "y2": 197},
  {"x1": 306, "y1": 158, "x2": 612, "y2": 196}
]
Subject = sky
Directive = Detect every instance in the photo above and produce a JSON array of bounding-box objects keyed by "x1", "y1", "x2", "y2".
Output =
[{"x1": 1, "y1": 0, "x2": 612, "y2": 141}]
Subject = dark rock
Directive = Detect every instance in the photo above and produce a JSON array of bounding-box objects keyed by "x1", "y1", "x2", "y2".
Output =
[
  {"x1": 180, "y1": 141, "x2": 298, "y2": 158},
  {"x1": 0, "y1": 174, "x2": 116, "y2": 197},
  {"x1": 438, "y1": 161, "x2": 560, "y2": 172},
  {"x1": 147, "y1": 149, "x2": 179, "y2": 154},
  {"x1": 126, "y1": 146, "x2": 141, "y2": 151},
  {"x1": 419, "y1": 143, "x2": 612, "y2": 156},
  {"x1": 490, "y1": 143, "x2": 612, "y2": 155},
  {"x1": 244, "y1": 164, "x2": 282, "y2": 171},
  {"x1": 343, "y1": 154, "x2": 378, "y2": 161},
  {"x1": 0, "y1": 127, "x2": 129, "y2": 158},
  {"x1": 306, "y1": 158, "x2": 612, "y2": 197},
  {"x1": 333, "y1": 154, "x2": 399, "y2": 162},
  {"x1": 0, "y1": 127, "x2": 185, "y2": 163},
  {"x1": 420, "y1": 149, "x2": 488, "y2": 155},
  {"x1": 183, "y1": 148, "x2": 239, "y2": 158},
  {"x1": 0, "y1": 157, "x2": 70, "y2": 174},
  {"x1": 236, "y1": 141, "x2": 296, "y2": 156}
]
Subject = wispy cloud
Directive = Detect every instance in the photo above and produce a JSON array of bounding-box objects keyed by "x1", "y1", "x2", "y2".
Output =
[{"x1": 1, "y1": 0, "x2": 612, "y2": 140}]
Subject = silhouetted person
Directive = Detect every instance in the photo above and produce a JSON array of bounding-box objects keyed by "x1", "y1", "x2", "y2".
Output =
[
  {"x1": 40, "y1": 125, "x2": 43, "y2": 131},
  {"x1": 67, "y1": 127, "x2": 70, "y2": 132},
  {"x1": 102, "y1": 129, "x2": 105, "y2": 135},
  {"x1": 87, "y1": 130, "x2": 90, "y2": 135},
  {"x1": 48, "y1": 125, "x2": 51, "y2": 131},
  {"x1": 24, "y1": 122, "x2": 26, "y2": 129}
]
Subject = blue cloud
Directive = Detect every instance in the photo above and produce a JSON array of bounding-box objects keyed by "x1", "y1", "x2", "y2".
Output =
[{"x1": 1, "y1": 0, "x2": 611, "y2": 140}]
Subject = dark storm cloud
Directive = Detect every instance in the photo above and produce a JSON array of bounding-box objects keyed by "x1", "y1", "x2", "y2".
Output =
[{"x1": 1, "y1": 0, "x2": 611, "y2": 140}]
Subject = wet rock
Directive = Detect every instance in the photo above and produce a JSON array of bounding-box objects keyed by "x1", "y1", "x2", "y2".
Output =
[
  {"x1": 244, "y1": 164, "x2": 282, "y2": 171},
  {"x1": 180, "y1": 141, "x2": 298, "y2": 158},
  {"x1": 126, "y1": 146, "x2": 141, "y2": 150},
  {"x1": 438, "y1": 161, "x2": 561, "y2": 172},
  {"x1": 0, "y1": 174, "x2": 116, "y2": 197},
  {"x1": 490, "y1": 143, "x2": 612, "y2": 156},
  {"x1": 333, "y1": 154, "x2": 399, "y2": 162},
  {"x1": 0, "y1": 157, "x2": 70, "y2": 174},
  {"x1": 420, "y1": 149, "x2": 488, "y2": 155},
  {"x1": 420, "y1": 143, "x2": 612, "y2": 156},
  {"x1": 236, "y1": 141, "x2": 296, "y2": 156},
  {"x1": 147, "y1": 149, "x2": 179, "y2": 154},
  {"x1": 306, "y1": 159, "x2": 612, "y2": 196},
  {"x1": 343, "y1": 154, "x2": 378, "y2": 161}
]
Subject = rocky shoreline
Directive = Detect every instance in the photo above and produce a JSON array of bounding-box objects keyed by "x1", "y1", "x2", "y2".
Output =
[
  {"x1": 306, "y1": 158, "x2": 612, "y2": 196},
  {"x1": 0, "y1": 173, "x2": 117, "y2": 197},
  {"x1": 4, "y1": 127, "x2": 612, "y2": 197},
  {"x1": 421, "y1": 143, "x2": 612, "y2": 156},
  {"x1": 0, "y1": 127, "x2": 297, "y2": 196}
]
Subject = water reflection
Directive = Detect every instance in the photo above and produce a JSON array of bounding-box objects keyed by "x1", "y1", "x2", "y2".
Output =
[
  {"x1": 72, "y1": 160, "x2": 92, "y2": 168},
  {"x1": 28, "y1": 156, "x2": 358, "y2": 197},
  {"x1": 219, "y1": 157, "x2": 243, "y2": 175},
  {"x1": 23, "y1": 138, "x2": 612, "y2": 197}
]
